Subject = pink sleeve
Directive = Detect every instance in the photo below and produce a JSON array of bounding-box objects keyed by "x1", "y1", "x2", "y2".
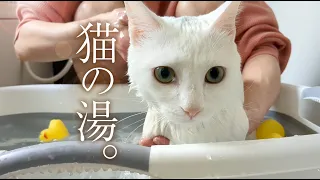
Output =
[
  {"x1": 235, "y1": 1, "x2": 292, "y2": 73},
  {"x1": 15, "y1": 1, "x2": 81, "y2": 42}
]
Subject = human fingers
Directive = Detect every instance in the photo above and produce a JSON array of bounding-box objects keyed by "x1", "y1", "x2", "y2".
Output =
[
  {"x1": 114, "y1": 9, "x2": 128, "y2": 27},
  {"x1": 116, "y1": 28, "x2": 129, "y2": 61},
  {"x1": 139, "y1": 138, "x2": 155, "y2": 147},
  {"x1": 91, "y1": 9, "x2": 129, "y2": 60},
  {"x1": 153, "y1": 136, "x2": 170, "y2": 145}
]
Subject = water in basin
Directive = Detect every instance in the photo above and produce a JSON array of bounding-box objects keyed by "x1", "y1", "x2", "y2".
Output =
[
  {"x1": 0, "y1": 111, "x2": 316, "y2": 179},
  {"x1": 0, "y1": 112, "x2": 150, "y2": 179}
]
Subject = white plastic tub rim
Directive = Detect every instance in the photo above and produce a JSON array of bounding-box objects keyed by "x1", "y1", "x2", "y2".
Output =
[{"x1": 0, "y1": 83, "x2": 319, "y2": 179}]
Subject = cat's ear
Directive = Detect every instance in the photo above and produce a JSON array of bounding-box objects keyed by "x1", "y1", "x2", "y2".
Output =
[
  {"x1": 206, "y1": 1, "x2": 242, "y2": 39},
  {"x1": 124, "y1": 1, "x2": 163, "y2": 46}
]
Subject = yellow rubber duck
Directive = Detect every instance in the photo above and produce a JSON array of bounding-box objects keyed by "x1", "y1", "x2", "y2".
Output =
[
  {"x1": 39, "y1": 119, "x2": 70, "y2": 143},
  {"x1": 256, "y1": 118, "x2": 285, "y2": 139}
]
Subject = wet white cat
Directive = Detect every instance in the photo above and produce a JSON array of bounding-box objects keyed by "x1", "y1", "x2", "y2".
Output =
[{"x1": 124, "y1": 1, "x2": 249, "y2": 145}]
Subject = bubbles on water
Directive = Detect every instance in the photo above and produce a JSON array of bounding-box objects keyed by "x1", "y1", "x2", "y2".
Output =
[{"x1": 112, "y1": 131, "x2": 141, "y2": 144}]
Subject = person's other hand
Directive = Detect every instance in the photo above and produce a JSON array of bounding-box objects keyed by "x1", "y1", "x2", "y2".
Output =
[
  {"x1": 88, "y1": 8, "x2": 130, "y2": 61},
  {"x1": 139, "y1": 136, "x2": 170, "y2": 147}
]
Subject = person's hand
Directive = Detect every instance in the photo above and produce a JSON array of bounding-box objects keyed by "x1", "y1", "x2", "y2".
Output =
[
  {"x1": 88, "y1": 8, "x2": 130, "y2": 60},
  {"x1": 139, "y1": 136, "x2": 170, "y2": 147}
]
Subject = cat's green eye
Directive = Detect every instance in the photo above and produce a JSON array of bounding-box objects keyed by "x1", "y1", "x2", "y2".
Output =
[
  {"x1": 205, "y1": 66, "x2": 225, "y2": 84},
  {"x1": 154, "y1": 66, "x2": 175, "y2": 84}
]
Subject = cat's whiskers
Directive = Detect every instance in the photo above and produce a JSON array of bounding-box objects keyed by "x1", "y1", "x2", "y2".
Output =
[
  {"x1": 115, "y1": 111, "x2": 147, "y2": 125},
  {"x1": 123, "y1": 114, "x2": 168, "y2": 144},
  {"x1": 153, "y1": 103, "x2": 181, "y2": 123},
  {"x1": 181, "y1": 109, "x2": 222, "y2": 138},
  {"x1": 158, "y1": 115, "x2": 170, "y2": 133},
  {"x1": 116, "y1": 118, "x2": 145, "y2": 132},
  {"x1": 154, "y1": 109, "x2": 170, "y2": 127},
  {"x1": 125, "y1": 123, "x2": 144, "y2": 143},
  {"x1": 170, "y1": 108, "x2": 185, "y2": 117},
  {"x1": 106, "y1": 97, "x2": 147, "y2": 103},
  {"x1": 129, "y1": 116, "x2": 168, "y2": 142},
  {"x1": 153, "y1": 111, "x2": 171, "y2": 138}
]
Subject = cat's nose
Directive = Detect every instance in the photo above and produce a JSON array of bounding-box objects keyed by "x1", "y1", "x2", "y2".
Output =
[{"x1": 182, "y1": 107, "x2": 201, "y2": 119}]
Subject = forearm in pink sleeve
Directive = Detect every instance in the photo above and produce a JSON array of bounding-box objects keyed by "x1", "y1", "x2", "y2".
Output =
[
  {"x1": 235, "y1": 1, "x2": 292, "y2": 73},
  {"x1": 15, "y1": 1, "x2": 81, "y2": 42}
]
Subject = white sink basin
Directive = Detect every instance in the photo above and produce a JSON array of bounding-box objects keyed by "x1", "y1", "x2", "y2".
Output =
[{"x1": 0, "y1": 83, "x2": 319, "y2": 179}]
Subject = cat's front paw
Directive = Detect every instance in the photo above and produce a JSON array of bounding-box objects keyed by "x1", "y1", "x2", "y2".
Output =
[{"x1": 139, "y1": 136, "x2": 170, "y2": 147}]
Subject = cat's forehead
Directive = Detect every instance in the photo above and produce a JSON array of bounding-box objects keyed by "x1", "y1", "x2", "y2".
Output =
[
  {"x1": 160, "y1": 16, "x2": 232, "y2": 45},
  {"x1": 144, "y1": 32, "x2": 239, "y2": 70},
  {"x1": 133, "y1": 14, "x2": 240, "y2": 70},
  {"x1": 163, "y1": 16, "x2": 213, "y2": 33},
  {"x1": 151, "y1": 17, "x2": 237, "y2": 64}
]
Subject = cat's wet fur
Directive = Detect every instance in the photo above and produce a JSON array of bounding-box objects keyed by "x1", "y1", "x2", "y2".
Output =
[{"x1": 124, "y1": 1, "x2": 249, "y2": 145}]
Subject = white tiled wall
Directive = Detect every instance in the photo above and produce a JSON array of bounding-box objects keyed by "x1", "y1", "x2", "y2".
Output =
[{"x1": 0, "y1": 2, "x2": 53, "y2": 87}]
